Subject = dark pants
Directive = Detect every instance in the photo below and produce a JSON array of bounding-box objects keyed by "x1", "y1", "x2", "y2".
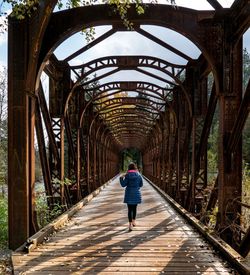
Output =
[{"x1": 127, "y1": 204, "x2": 137, "y2": 222}]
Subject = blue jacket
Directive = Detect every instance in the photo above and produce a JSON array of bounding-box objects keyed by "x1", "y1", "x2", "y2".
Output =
[{"x1": 120, "y1": 170, "x2": 143, "y2": 204}]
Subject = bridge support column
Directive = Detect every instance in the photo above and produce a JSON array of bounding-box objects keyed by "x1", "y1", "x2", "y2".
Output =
[
  {"x1": 48, "y1": 57, "x2": 71, "y2": 206},
  {"x1": 216, "y1": 39, "x2": 242, "y2": 246},
  {"x1": 8, "y1": 18, "x2": 38, "y2": 249},
  {"x1": 184, "y1": 64, "x2": 206, "y2": 213}
]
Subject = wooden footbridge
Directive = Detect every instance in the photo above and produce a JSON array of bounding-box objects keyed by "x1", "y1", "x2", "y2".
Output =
[
  {"x1": 7, "y1": 0, "x2": 250, "y2": 274},
  {"x1": 12, "y1": 177, "x2": 249, "y2": 274}
]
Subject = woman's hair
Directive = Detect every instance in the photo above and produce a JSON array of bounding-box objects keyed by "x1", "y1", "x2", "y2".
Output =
[{"x1": 128, "y1": 162, "x2": 137, "y2": 170}]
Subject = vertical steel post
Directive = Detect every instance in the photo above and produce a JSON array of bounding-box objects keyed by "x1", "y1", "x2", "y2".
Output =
[
  {"x1": 8, "y1": 17, "x2": 33, "y2": 249},
  {"x1": 216, "y1": 38, "x2": 242, "y2": 245}
]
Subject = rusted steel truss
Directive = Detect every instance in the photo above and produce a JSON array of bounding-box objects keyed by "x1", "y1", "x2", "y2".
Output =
[{"x1": 8, "y1": 0, "x2": 250, "y2": 258}]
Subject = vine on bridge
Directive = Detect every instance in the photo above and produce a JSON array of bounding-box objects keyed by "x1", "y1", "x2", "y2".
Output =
[{"x1": 1, "y1": 0, "x2": 176, "y2": 33}]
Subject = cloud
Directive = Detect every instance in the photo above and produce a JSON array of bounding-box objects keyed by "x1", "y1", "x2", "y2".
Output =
[
  {"x1": 0, "y1": 55, "x2": 7, "y2": 68},
  {"x1": 0, "y1": 32, "x2": 7, "y2": 46},
  {"x1": 69, "y1": 58, "x2": 84, "y2": 66},
  {"x1": 0, "y1": 61, "x2": 6, "y2": 71}
]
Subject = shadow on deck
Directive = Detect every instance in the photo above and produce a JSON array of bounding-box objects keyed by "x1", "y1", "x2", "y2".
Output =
[{"x1": 12, "y1": 176, "x2": 248, "y2": 274}]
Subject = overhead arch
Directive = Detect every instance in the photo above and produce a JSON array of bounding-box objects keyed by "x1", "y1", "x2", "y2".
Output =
[
  {"x1": 64, "y1": 54, "x2": 193, "y2": 120},
  {"x1": 64, "y1": 80, "x2": 178, "y2": 129},
  {"x1": 71, "y1": 55, "x2": 186, "y2": 79},
  {"x1": 83, "y1": 95, "x2": 171, "y2": 150},
  {"x1": 39, "y1": 4, "x2": 216, "y2": 70}
]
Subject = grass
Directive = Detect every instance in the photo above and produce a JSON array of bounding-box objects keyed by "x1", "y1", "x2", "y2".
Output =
[{"x1": 0, "y1": 196, "x2": 8, "y2": 249}]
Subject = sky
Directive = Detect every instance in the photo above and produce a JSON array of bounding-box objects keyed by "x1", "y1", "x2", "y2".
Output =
[{"x1": 0, "y1": 0, "x2": 249, "y2": 75}]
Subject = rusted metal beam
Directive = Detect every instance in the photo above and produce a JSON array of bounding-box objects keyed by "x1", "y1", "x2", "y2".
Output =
[
  {"x1": 26, "y1": 0, "x2": 57, "y2": 89},
  {"x1": 227, "y1": 0, "x2": 250, "y2": 43},
  {"x1": 206, "y1": 177, "x2": 218, "y2": 212},
  {"x1": 40, "y1": 4, "x2": 214, "y2": 68},
  {"x1": 196, "y1": 83, "x2": 217, "y2": 160},
  {"x1": 8, "y1": 17, "x2": 32, "y2": 250},
  {"x1": 65, "y1": 113, "x2": 77, "y2": 166},
  {"x1": 216, "y1": 40, "x2": 243, "y2": 246},
  {"x1": 239, "y1": 226, "x2": 250, "y2": 257},
  {"x1": 207, "y1": 0, "x2": 223, "y2": 10},
  {"x1": 136, "y1": 27, "x2": 193, "y2": 61},
  {"x1": 64, "y1": 28, "x2": 116, "y2": 62},
  {"x1": 227, "y1": 79, "x2": 250, "y2": 153},
  {"x1": 72, "y1": 55, "x2": 185, "y2": 79},
  {"x1": 81, "y1": 81, "x2": 172, "y2": 99},
  {"x1": 35, "y1": 97, "x2": 54, "y2": 205},
  {"x1": 38, "y1": 85, "x2": 60, "y2": 165}
]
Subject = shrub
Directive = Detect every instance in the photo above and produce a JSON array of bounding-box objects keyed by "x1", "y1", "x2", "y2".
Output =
[{"x1": 0, "y1": 197, "x2": 8, "y2": 248}]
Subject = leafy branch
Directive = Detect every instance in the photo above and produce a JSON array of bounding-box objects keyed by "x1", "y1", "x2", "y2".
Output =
[
  {"x1": 52, "y1": 177, "x2": 73, "y2": 186},
  {"x1": 1, "y1": 0, "x2": 176, "y2": 33},
  {"x1": 3, "y1": 0, "x2": 39, "y2": 19}
]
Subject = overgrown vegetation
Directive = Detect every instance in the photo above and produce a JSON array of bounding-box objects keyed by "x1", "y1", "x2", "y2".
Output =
[
  {"x1": 0, "y1": 67, "x2": 7, "y2": 199},
  {"x1": 242, "y1": 51, "x2": 250, "y2": 230},
  {"x1": 35, "y1": 177, "x2": 73, "y2": 228},
  {"x1": 122, "y1": 148, "x2": 142, "y2": 171},
  {"x1": 242, "y1": 126, "x2": 250, "y2": 232},
  {"x1": 35, "y1": 191, "x2": 65, "y2": 228},
  {"x1": 0, "y1": 67, "x2": 8, "y2": 251},
  {"x1": 0, "y1": 197, "x2": 8, "y2": 248},
  {"x1": 0, "y1": 0, "x2": 176, "y2": 32}
]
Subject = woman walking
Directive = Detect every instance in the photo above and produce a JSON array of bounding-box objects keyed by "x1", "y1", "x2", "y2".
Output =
[{"x1": 120, "y1": 163, "x2": 143, "y2": 231}]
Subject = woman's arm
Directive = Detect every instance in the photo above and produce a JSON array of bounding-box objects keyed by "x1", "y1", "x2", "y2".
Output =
[
  {"x1": 120, "y1": 175, "x2": 128, "y2": 187},
  {"x1": 139, "y1": 175, "x2": 143, "y2": 187}
]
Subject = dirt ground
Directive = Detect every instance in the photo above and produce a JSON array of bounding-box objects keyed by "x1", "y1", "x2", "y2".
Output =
[{"x1": 0, "y1": 249, "x2": 13, "y2": 274}]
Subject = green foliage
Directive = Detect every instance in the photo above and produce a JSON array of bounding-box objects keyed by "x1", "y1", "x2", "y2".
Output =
[
  {"x1": 35, "y1": 191, "x2": 65, "y2": 228},
  {"x1": 242, "y1": 48, "x2": 250, "y2": 172},
  {"x1": 35, "y1": 178, "x2": 72, "y2": 228},
  {"x1": 206, "y1": 73, "x2": 219, "y2": 177},
  {"x1": 0, "y1": 142, "x2": 7, "y2": 178},
  {"x1": 107, "y1": 0, "x2": 142, "y2": 29},
  {"x1": 2, "y1": 0, "x2": 176, "y2": 32},
  {"x1": 52, "y1": 177, "x2": 73, "y2": 186},
  {"x1": 207, "y1": 109, "x2": 219, "y2": 176},
  {"x1": 206, "y1": 206, "x2": 218, "y2": 229},
  {"x1": 3, "y1": 0, "x2": 39, "y2": 20},
  {"x1": 0, "y1": 197, "x2": 8, "y2": 248},
  {"x1": 82, "y1": 26, "x2": 96, "y2": 43},
  {"x1": 122, "y1": 147, "x2": 141, "y2": 171},
  {"x1": 35, "y1": 182, "x2": 67, "y2": 228}
]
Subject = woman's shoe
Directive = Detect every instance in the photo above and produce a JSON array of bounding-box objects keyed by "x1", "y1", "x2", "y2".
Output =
[
  {"x1": 129, "y1": 223, "x2": 133, "y2": 231},
  {"x1": 132, "y1": 220, "x2": 136, "y2": 227}
]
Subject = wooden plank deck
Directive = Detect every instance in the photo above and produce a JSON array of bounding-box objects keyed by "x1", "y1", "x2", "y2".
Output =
[{"x1": 13, "y1": 177, "x2": 237, "y2": 274}]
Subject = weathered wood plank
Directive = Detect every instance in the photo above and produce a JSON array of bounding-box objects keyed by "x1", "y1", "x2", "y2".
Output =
[
  {"x1": 13, "y1": 177, "x2": 235, "y2": 274},
  {"x1": 13, "y1": 271, "x2": 232, "y2": 275}
]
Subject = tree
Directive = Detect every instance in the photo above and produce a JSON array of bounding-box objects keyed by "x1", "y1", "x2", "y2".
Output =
[
  {"x1": 242, "y1": 48, "x2": 250, "y2": 165},
  {"x1": 122, "y1": 147, "x2": 142, "y2": 171},
  {"x1": 243, "y1": 47, "x2": 250, "y2": 92},
  {"x1": 0, "y1": 67, "x2": 7, "y2": 196}
]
